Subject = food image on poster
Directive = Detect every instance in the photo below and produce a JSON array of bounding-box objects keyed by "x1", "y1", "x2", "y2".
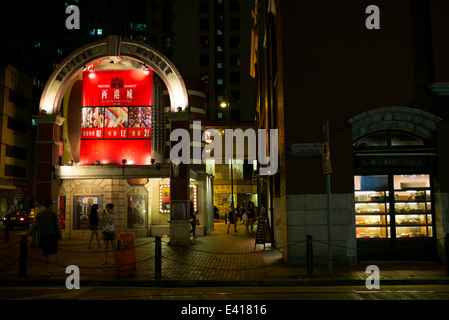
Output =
[
  {"x1": 105, "y1": 107, "x2": 128, "y2": 139},
  {"x1": 128, "y1": 107, "x2": 152, "y2": 139},
  {"x1": 81, "y1": 107, "x2": 104, "y2": 139},
  {"x1": 127, "y1": 195, "x2": 146, "y2": 229}
]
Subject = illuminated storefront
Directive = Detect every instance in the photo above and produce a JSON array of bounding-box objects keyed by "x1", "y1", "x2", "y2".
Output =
[
  {"x1": 36, "y1": 36, "x2": 213, "y2": 240},
  {"x1": 353, "y1": 130, "x2": 438, "y2": 260}
]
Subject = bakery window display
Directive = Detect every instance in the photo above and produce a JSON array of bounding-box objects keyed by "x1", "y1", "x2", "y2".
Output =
[{"x1": 355, "y1": 191, "x2": 390, "y2": 238}]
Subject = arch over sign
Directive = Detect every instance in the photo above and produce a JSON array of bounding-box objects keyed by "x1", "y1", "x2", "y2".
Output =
[
  {"x1": 348, "y1": 106, "x2": 442, "y2": 142},
  {"x1": 39, "y1": 35, "x2": 188, "y2": 114}
]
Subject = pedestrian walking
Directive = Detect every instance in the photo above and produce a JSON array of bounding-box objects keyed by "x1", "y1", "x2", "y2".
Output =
[
  {"x1": 29, "y1": 199, "x2": 44, "y2": 248},
  {"x1": 227, "y1": 203, "x2": 238, "y2": 233},
  {"x1": 258, "y1": 202, "x2": 267, "y2": 218},
  {"x1": 190, "y1": 202, "x2": 197, "y2": 239},
  {"x1": 100, "y1": 203, "x2": 116, "y2": 264},
  {"x1": 34, "y1": 199, "x2": 62, "y2": 276},
  {"x1": 245, "y1": 201, "x2": 256, "y2": 234},
  {"x1": 87, "y1": 204, "x2": 102, "y2": 248}
]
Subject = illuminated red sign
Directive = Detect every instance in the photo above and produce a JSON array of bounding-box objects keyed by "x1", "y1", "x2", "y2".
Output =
[
  {"x1": 80, "y1": 69, "x2": 153, "y2": 165},
  {"x1": 82, "y1": 69, "x2": 153, "y2": 107}
]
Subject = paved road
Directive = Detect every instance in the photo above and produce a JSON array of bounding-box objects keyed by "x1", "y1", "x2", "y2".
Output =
[{"x1": 2, "y1": 284, "x2": 449, "y2": 300}]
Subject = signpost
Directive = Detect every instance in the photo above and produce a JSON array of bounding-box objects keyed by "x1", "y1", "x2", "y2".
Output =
[
  {"x1": 323, "y1": 121, "x2": 332, "y2": 276},
  {"x1": 255, "y1": 218, "x2": 272, "y2": 250}
]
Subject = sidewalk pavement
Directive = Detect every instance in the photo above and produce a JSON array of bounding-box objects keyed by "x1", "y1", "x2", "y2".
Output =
[{"x1": 0, "y1": 221, "x2": 448, "y2": 287}]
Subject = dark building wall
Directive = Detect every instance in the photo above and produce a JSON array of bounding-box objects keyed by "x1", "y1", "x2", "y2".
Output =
[{"x1": 276, "y1": 0, "x2": 446, "y2": 195}]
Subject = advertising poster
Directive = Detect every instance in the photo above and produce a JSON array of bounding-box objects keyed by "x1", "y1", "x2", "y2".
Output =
[
  {"x1": 127, "y1": 195, "x2": 146, "y2": 229},
  {"x1": 80, "y1": 69, "x2": 153, "y2": 165},
  {"x1": 72, "y1": 196, "x2": 103, "y2": 230},
  {"x1": 81, "y1": 107, "x2": 104, "y2": 139},
  {"x1": 128, "y1": 106, "x2": 152, "y2": 139},
  {"x1": 105, "y1": 106, "x2": 128, "y2": 139}
]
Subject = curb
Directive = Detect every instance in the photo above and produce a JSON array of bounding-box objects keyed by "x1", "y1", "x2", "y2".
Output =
[{"x1": 1, "y1": 277, "x2": 449, "y2": 287}]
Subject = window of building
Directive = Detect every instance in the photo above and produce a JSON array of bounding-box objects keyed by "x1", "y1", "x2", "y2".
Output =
[
  {"x1": 164, "y1": 37, "x2": 172, "y2": 48},
  {"x1": 230, "y1": 18, "x2": 239, "y2": 31},
  {"x1": 200, "y1": 1, "x2": 209, "y2": 13},
  {"x1": 230, "y1": 54, "x2": 241, "y2": 67},
  {"x1": 4, "y1": 165, "x2": 26, "y2": 178},
  {"x1": 5, "y1": 146, "x2": 27, "y2": 160},
  {"x1": 231, "y1": 73, "x2": 240, "y2": 85},
  {"x1": 230, "y1": 36, "x2": 240, "y2": 49},
  {"x1": 200, "y1": 19, "x2": 209, "y2": 31},
  {"x1": 354, "y1": 130, "x2": 427, "y2": 150},
  {"x1": 200, "y1": 73, "x2": 209, "y2": 84},
  {"x1": 200, "y1": 55, "x2": 210, "y2": 67},
  {"x1": 7, "y1": 117, "x2": 27, "y2": 134},
  {"x1": 230, "y1": 1, "x2": 239, "y2": 13},
  {"x1": 200, "y1": 37, "x2": 209, "y2": 48}
]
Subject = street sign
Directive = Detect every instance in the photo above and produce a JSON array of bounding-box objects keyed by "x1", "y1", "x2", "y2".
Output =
[
  {"x1": 291, "y1": 143, "x2": 322, "y2": 157},
  {"x1": 322, "y1": 141, "x2": 332, "y2": 174}
]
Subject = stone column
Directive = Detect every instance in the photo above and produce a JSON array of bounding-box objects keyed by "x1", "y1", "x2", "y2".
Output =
[
  {"x1": 33, "y1": 114, "x2": 65, "y2": 211},
  {"x1": 167, "y1": 112, "x2": 192, "y2": 246}
]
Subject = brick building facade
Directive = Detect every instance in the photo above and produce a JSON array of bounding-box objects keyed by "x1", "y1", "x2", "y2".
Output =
[{"x1": 255, "y1": 0, "x2": 449, "y2": 265}]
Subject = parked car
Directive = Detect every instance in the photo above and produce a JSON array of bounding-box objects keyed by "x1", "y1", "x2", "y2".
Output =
[{"x1": 2, "y1": 209, "x2": 33, "y2": 230}]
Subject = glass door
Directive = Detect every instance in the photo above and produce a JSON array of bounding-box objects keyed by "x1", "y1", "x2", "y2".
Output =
[
  {"x1": 392, "y1": 174, "x2": 433, "y2": 238},
  {"x1": 354, "y1": 175, "x2": 390, "y2": 238}
]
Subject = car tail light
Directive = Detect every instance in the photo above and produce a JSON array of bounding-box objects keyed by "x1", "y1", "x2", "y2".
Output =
[{"x1": 20, "y1": 217, "x2": 25, "y2": 221}]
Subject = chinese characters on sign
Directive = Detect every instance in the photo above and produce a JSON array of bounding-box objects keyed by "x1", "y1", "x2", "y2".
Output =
[{"x1": 80, "y1": 69, "x2": 153, "y2": 165}]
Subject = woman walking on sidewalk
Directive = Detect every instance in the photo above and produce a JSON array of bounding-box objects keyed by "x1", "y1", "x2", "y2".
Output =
[
  {"x1": 227, "y1": 203, "x2": 238, "y2": 233},
  {"x1": 100, "y1": 203, "x2": 116, "y2": 264},
  {"x1": 87, "y1": 204, "x2": 101, "y2": 248},
  {"x1": 245, "y1": 201, "x2": 256, "y2": 234}
]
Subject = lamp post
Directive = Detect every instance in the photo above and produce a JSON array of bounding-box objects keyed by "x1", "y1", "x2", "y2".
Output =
[{"x1": 221, "y1": 92, "x2": 234, "y2": 208}]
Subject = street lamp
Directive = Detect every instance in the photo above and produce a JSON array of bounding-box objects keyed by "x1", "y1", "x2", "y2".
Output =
[{"x1": 221, "y1": 91, "x2": 234, "y2": 208}]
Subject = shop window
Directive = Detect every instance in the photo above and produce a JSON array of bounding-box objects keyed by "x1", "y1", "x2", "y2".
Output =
[
  {"x1": 354, "y1": 174, "x2": 433, "y2": 239},
  {"x1": 159, "y1": 185, "x2": 197, "y2": 213},
  {"x1": 127, "y1": 195, "x2": 146, "y2": 229},
  {"x1": 73, "y1": 196, "x2": 103, "y2": 230}
]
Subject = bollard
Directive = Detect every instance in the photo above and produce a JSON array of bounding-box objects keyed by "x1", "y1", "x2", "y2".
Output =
[
  {"x1": 155, "y1": 236, "x2": 161, "y2": 279},
  {"x1": 445, "y1": 233, "x2": 449, "y2": 276},
  {"x1": 306, "y1": 235, "x2": 313, "y2": 275},
  {"x1": 19, "y1": 235, "x2": 28, "y2": 277}
]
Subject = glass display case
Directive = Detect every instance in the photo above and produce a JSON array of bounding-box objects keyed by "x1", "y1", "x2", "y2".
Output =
[
  {"x1": 354, "y1": 174, "x2": 434, "y2": 239},
  {"x1": 393, "y1": 189, "x2": 432, "y2": 238},
  {"x1": 355, "y1": 191, "x2": 390, "y2": 238}
]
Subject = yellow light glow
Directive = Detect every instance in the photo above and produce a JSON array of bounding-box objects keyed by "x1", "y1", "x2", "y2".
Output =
[{"x1": 159, "y1": 184, "x2": 198, "y2": 213}]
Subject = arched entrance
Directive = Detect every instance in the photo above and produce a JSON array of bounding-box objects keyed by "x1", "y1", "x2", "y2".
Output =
[
  {"x1": 39, "y1": 35, "x2": 188, "y2": 115},
  {"x1": 349, "y1": 107, "x2": 442, "y2": 260},
  {"x1": 34, "y1": 36, "x2": 199, "y2": 243}
]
